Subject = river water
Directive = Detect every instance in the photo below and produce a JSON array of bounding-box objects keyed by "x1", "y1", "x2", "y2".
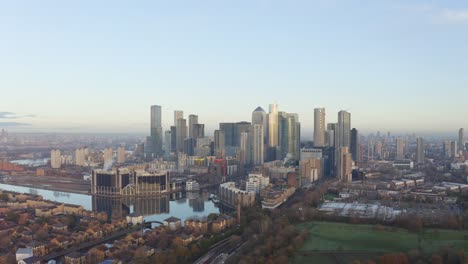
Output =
[{"x1": 0, "y1": 183, "x2": 222, "y2": 223}]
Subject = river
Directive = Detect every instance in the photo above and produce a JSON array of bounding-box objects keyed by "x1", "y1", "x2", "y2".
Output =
[{"x1": 0, "y1": 183, "x2": 222, "y2": 223}]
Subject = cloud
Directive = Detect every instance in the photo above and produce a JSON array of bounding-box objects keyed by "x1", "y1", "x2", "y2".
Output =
[
  {"x1": 0, "y1": 112, "x2": 36, "y2": 119},
  {"x1": 0, "y1": 122, "x2": 31, "y2": 127},
  {"x1": 440, "y1": 9, "x2": 468, "y2": 24}
]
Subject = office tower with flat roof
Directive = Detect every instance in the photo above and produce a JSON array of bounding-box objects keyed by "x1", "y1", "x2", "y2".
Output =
[
  {"x1": 450, "y1": 141, "x2": 457, "y2": 158},
  {"x1": 396, "y1": 138, "x2": 405, "y2": 160},
  {"x1": 174, "y1": 110, "x2": 183, "y2": 126},
  {"x1": 327, "y1": 123, "x2": 337, "y2": 147},
  {"x1": 150, "y1": 105, "x2": 163, "y2": 156},
  {"x1": 234, "y1": 122, "x2": 251, "y2": 147},
  {"x1": 459, "y1": 128, "x2": 465, "y2": 151},
  {"x1": 350, "y1": 128, "x2": 359, "y2": 162},
  {"x1": 214, "y1": 130, "x2": 225, "y2": 158},
  {"x1": 192, "y1": 124, "x2": 205, "y2": 139},
  {"x1": 444, "y1": 141, "x2": 452, "y2": 158},
  {"x1": 252, "y1": 124, "x2": 264, "y2": 165},
  {"x1": 337, "y1": 147, "x2": 352, "y2": 183},
  {"x1": 239, "y1": 132, "x2": 251, "y2": 167},
  {"x1": 416, "y1": 137, "x2": 425, "y2": 164},
  {"x1": 279, "y1": 113, "x2": 300, "y2": 160},
  {"x1": 117, "y1": 146, "x2": 125, "y2": 164},
  {"x1": 314, "y1": 108, "x2": 326, "y2": 147},
  {"x1": 51, "y1": 149, "x2": 61, "y2": 169},
  {"x1": 337, "y1": 111, "x2": 351, "y2": 149},
  {"x1": 170, "y1": 126, "x2": 177, "y2": 152},
  {"x1": 164, "y1": 130, "x2": 172, "y2": 155},
  {"x1": 176, "y1": 119, "x2": 187, "y2": 152},
  {"x1": 188, "y1": 114, "x2": 198, "y2": 138},
  {"x1": 268, "y1": 103, "x2": 279, "y2": 147},
  {"x1": 219, "y1": 123, "x2": 235, "y2": 147}
]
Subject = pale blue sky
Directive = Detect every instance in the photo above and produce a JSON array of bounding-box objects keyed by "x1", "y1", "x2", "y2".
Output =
[{"x1": 1, "y1": 0, "x2": 467, "y2": 137}]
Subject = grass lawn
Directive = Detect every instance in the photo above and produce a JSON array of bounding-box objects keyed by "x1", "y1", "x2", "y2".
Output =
[{"x1": 293, "y1": 221, "x2": 468, "y2": 264}]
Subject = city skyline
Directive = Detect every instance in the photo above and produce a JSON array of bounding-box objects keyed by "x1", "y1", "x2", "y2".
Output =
[{"x1": 1, "y1": 1, "x2": 467, "y2": 134}]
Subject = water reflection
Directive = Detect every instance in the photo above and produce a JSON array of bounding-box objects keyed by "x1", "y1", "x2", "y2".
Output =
[
  {"x1": 93, "y1": 195, "x2": 170, "y2": 220},
  {"x1": 53, "y1": 191, "x2": 71, "y2": 198}
]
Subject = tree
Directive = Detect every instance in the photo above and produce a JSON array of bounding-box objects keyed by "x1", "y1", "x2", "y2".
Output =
[{"x1": 6, "y1": 211, "x2": 19, "y2": 223}]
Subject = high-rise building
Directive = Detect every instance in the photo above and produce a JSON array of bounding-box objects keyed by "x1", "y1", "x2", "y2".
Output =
[
  {"x1": 252, "y1": 106, "x2": 267, "y2": 141},
  {"x1": 192, "y1": 124, "x2": 205, "y2": 139},
  {"x1": 396, "y1": 138, "x2": 405, "y2": 160},
  {"x1": 268, "y1": 103, "x2": 279, "y2": 147},
  {"x1": 214, "y1": 130, "x2": 225, "y2": 158},
  {"x1": 375, "y1": 141, "x2": 383, "y2": 159},
  {"x1": 459, "y1": 128, "x2": 465, "y2": 152},
  {"x1": 75, "y1": 147, "x2": 86, "y2": 166},
  {"x1": 170, "y1": 126, "x2": 177, "y2": 152},
  {"x1": 252, "y1": 124, "x2": 264, "y2": 165},
  {"x1": 117, "y1": 146, "x2": 125, "y2": 164},
  {"x1": 219, "y1": 123, "x2": 235, "y2": 147},
  {"x1": 51, "y1": 149, "x2": 61, "y2": 169},
  {"x1": 313, "y1": 108, "x2": 326, "y2": 147},
  {"x1": 234, "y1": 122, "x2": 251, "y2": 147},
  {"x1": 239, "y1": 132, "x2": 251, "y2": 166},
  {"x1": 350, "y1": 128, "x2": 359, "y2": 162},
  {"x1": 337, "y1": 111, "x2": 351, "y2": 149},
  {"x1": 326, "y1": 123, "x2": 337, "y2": 147},
  {"x1": 176, "y1": 118, "x2": 187, "y2": 152},
  {"x1": 337, "y1": 147, "x2": 352, "y2": 183},
  {"x1": 278, "y1": 113, "x2": 300, "y2": 160},
  {"x1": 164, "y1": 130, "x2": 172, "y2": 155},
  {"x1": 444, "y1": 141, "x2": 452, "y2": 158},
  {"x1": 103, "y1": 148, "x2": 113, "y2": 166},
  {"x1": 188, "y1": 114, "x2": 199, "y2": 138},
  {"x1": 174, "y1": 110, "x2": 183, "y2": 126},
  {"x1": 416, "y1": 137, "x2": 425, "y2": 164},
  {"x1": 150, "y1": 105, "x2": 163, "y2": 156},
  {"x1": 450, "y1": 141, "x2": 457, "y2": 158}
]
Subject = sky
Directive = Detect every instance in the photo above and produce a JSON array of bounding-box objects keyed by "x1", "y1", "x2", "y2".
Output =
[{"x1": 0, "y1": 0, "x2": 467, "y2": 137}]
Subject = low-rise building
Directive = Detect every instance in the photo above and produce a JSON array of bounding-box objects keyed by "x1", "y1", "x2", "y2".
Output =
[{"x1": 163, "y1": 217, "x2": 181, "y2": 231}]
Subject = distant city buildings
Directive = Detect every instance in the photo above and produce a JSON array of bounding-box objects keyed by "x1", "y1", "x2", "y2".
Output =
[
  {"x1": 150, "y1": 105, "x2": 163, "y2": 156},
  {"x1": 416, "y1": 137, "x2": 425, "y2": 164},
  {"x1": 459, "y1": 128, "x2": 465, "y2": 152}
]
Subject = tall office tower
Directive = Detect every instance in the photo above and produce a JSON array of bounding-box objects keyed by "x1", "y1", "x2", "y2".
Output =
[
  {"x1": 184, "y1": 138, "x2": 196, "y2": 156},
  {"x1": 50, "y1": 149, "x2": 61, "y2": 169},
  {"x1": 174, "y1": 110, "x2": 183, "y2": 126},
  {"x1": 103, "y1": 148, "x2": 113, "y2": 165},
  {"x1": 219, "y1": 123, "x2": 235, "y2": 147},
  {"x1": 150, "y1": 105, "x2": 163, "y2": 156},
  {"x1": 313, "y1": 108, "x2": 326, "y2": 147},
  {"x1": 278, "y1": 112, "x2": 300, "y2": 160},
  {"x1": 170, "y1": 126, "x2": 177, "y2": 152},
  {"x1": 459, "y1": 128, "x2": 465, "y2": 151},
  {"x1": 326, "y1": 123, "x2": 337, "y2": 147},
  {"x1": 450, "y1": 141, "x2": 457, "y2": 158},
  {"x1": 188, "y1": 114, "x2": 199, "y2": 138},
  {"x1": 176, "y1": 118, "x2": 187, "y2": 152},
  {"x1": 337, "y1": 147, "x2": 352, "y2": 183},
  {"x1": 396, "y1": 138, "x2": 405, "y2": 159},
  {"x1": 252, "y1": 106, "x2": 267, "y2": 141},
  {"x1": 117, "y1": 146, "x2": 125, "y2": 164},
  {"x1": 75, "y1": 147, "x2": 86, "y2": 166},
  {"x1": 164, "y1": 130, "x2": 172, "y2": 154},
  {"x1": 239, "y1": 132, "x2": 251, "y2": 166},
  {"x1": 337, "y1": 111, "x2": 351, "y2": 149},
  {"x1": 350, "y1": 128, "x2": 359, "y2": 162},
  {"x1": 416, "y1": 137, "x2": 425, "y2": 164},
  {"x1": 268, "y1": 103, "x2": 279, "y2": 147},
  {"x1": 234, "y1": 122, "x2": 251, "y2": 147},
  {"x1": 252, "y1": 124, "x2": 264, "y2": 165},
  {"x1": 192, "y1": 124, "x2": 205, "y2": 139},
  {"x1": 368, "y1": 140, "x2": 375, "y2": 160},
  {"x1": 444, "y1": 141, "x2": 452, "y2": 158},
  {"x1": 375, "y1": 141, "x2": 383, "y2": 159},
  {"x1": 214, "y1": 130, "x2": 225, "y2": 158}
]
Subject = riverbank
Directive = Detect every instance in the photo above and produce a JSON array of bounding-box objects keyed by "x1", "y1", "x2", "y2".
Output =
[{"x1": 0, "y1": 174, "x2": 91, "y2": 195}]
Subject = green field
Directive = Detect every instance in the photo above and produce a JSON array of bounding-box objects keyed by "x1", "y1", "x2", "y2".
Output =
[{"x1": 293, "y1": 221, "x2": 468, "y2": 264}]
